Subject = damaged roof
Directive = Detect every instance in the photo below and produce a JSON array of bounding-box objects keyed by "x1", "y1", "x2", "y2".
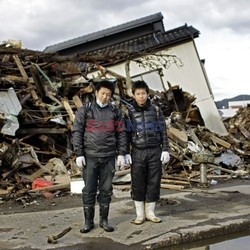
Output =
[
  {"x1": 88, "y1": 24, "x2": 200, "y2": 56},
  {"x1": 44, "y1": 12, "x2": 164, "y2": 53},
  {"x1": 44, "y1": 12, "x2": 199, "y2": 56}
]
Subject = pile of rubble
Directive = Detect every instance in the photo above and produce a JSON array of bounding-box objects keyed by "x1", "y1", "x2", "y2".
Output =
[
  {"x1": 224, "y1": 105, "x2": 250, "y2": 155},
  {"x1": 163, "y1": 104, "x2": 249, "y2": 188},
  {"x1": 0, "y1": 46, "x2": 96, "y2": 199},
  {"x1": 0, "y1": 46, "x2": 249, "y2": 202},
  {"x1": 114, "y1": 102, "x2": 250, "y2": 190}
]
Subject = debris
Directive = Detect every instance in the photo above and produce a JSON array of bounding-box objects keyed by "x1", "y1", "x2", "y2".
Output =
[
  {"x1": 112, "y1": 174, "x2": 131, "y2": 184},
  {"x1": 214, "y1": 151, "x2": 242, "y2": 168},
  {"x1": 0, "y1": 45, "x2": 249, "y2": 204},
  {"x1": 168, "y1": 127, "x2": 188, "y2": 147},
  {"x1": 32, "y1": 178, "x2": 53, "y2": 189},
  {"x1": 160, "y1": 184, "x2": 186, "y2": 190},
  {"x1": 47, "y1": 227, "x2": 71, "y2": 244},
  {"x1": 28, "y1": 183, "x2": 70, "y2": 193},
  {"x1": 70, "y1": 177, "x2": 85, "y2": 194}
]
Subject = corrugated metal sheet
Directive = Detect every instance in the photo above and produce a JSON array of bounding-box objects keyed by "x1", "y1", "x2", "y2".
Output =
[{"x1": 0, "y1": 87, "x2": 22, "y2": 115}]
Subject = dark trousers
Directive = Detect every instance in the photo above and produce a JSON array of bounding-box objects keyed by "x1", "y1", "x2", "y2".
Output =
[
  {"x1": 131, "y1": 146, "x2": 162, "y2": 202},
  {"x1": 82, "y1": 156, "x2": 115, "y2": 206}
]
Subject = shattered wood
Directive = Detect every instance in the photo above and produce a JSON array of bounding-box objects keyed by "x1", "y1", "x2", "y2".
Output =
[{"x1": 0, "y1": 45, "x2": 249, "y2": 202}]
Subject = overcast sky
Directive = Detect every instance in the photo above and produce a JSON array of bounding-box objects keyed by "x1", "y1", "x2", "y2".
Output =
[{"x1": 1, "y1": 0, "x2": 249, "y2": 101}]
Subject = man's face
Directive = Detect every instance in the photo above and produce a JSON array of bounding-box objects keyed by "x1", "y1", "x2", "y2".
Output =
[
  {"x1": 95, "y1": 87, "x2": 112, "y2": 104},
  {"x1": 133, "y1": 88, "x2": 148, "y2": 106}
]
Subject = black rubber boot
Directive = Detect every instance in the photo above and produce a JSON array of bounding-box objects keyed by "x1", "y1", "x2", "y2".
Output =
[
  {"x1": 99, "y1": 204, "x2": 114, "y2": 232},
  {"x1": 80, "y1": 206, "x2": 95, "y2": 233}
]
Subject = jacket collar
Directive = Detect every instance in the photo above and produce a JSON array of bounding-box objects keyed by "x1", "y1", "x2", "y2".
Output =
[{"x1": 133, "y1": 99, "x2": 151, "y2": 111}]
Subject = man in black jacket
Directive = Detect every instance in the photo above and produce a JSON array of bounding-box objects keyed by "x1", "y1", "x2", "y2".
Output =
[
  {"x1": 72, "y1": 80, "x2": 126, "y2": 233},
  {"x1": 125, "y1": 80, "x2": 170, "y2": 225}
]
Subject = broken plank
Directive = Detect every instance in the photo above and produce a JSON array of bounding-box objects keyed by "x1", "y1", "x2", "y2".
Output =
[
  {"x1": 17, "y1": 128, "x2": 68, "y2": 134},
  {"x1": 112, "y1": 184, "x2": 131, "y2": 190},
  {"x1": 32, "y1": 159, "x2": 54, "y2": 175},
  {"x1": 115, "y1": 169, "x2": 131, "y2": 176},
  {"x1": 13, "y1": 55, "x2": 28, "y2": 79},
  {"x1": 2, "y1": 75, "x2": 33, "y2": 83},
  {"x1": 30, "y1": 65, "x2": 45, "y2": 97},
  {"x1": 209, "y1": 134, "x2": 231, "y2": 149},
  {"x1": 207, "y1": 163, "x2": 236, "y2": 175},
  {"x1": 207, "y1": 175, "x2": 231, "y2": 179},
  {"x1": 188, "y1": 128, "x2": 204, "y2": 150},
  {"x1": 19, "y1": 134, "x2": 36, "y2": 142},
  {"x1": 72, "y1": 95, "x2": 83, "y2": 110},
  {"x1": 168, "y1": 127, "x2": 188, "y2": 147},
  {"x1": 19, "y1": 141, "x2": 40, "y2": 150},
  {"x1": 162, "y1": 175, "x2": 200, "y2": 183},
  {"x1": 161, "y1": 178, "x2": 190, "y2": 185},
  {"x1": 62, "y1": 98, "x2": 75, "y2": 122},
  {"x1": 160, "y1": 184, "x2": 186, "y2": 190},
  {"x1": 34, "y1": 150, "x2": 60, "y2": 155},
  {"x1": 2, "y1": 164, "x2": 23, "y2": 181},
  {"x1": 78, "y1": 83, "x2": 94, "y2": 95},
  {"x1": 98, "y1": 65, "x2": 125, "y2": 79},
  {"x1": 13, "y1": 54, "x2": 39, "y2": 102},
  {"x1": 44, "y1": 174, "x2": 70, "y2": 185},
  {"x1": 239, "y1": 126, "x2": 250, "y2": 140},
  {"x1": 2, "y1": 54, "x2": 10, "y2": 62},
  {"x1": 0, "y1": 189, "x2": 9, "y2": 195},
  {"x1": 24, "y1": 161, "x2": 55, "y2": 182}
]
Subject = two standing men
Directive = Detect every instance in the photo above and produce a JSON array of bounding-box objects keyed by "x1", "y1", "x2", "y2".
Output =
[{"x1": 72, "y1": 80, "x2": 170, "y2": 233}]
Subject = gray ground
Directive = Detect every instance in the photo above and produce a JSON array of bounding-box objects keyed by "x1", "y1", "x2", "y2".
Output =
[{"x1": 0, "y1": 178, "x2": 249, "y2": 249}]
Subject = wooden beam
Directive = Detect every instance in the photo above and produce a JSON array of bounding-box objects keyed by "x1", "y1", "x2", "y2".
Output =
[
  {"x1": 24, "y1": 161, "x2": 54, "y2": 182},
  {"x1": 72, "y1": 95, "x2": 83, "y2": 110},
  {"x1": 17, "y1": 128, "x2": 68, "y2": 134},
  {"x1": 98, "y1": 65, "x2": 126, "y2": 79},
  {"x1": 209, "y1": 135, "x2": 231, "y2": 149},
  {"x1": 188, "y1": 128, "x2": 204, "y2": 150},
  {"x1": 2, "y1": 75, "x2": 33, "y2": 83},
  {"x1": 13, "y1": 54, "x2": 39, "y2": 102},
  {"x1": 112, "y1": 184, "x2": 131, "y2": 190},
  {"x1": 161, "y1": 178, "x2": 190, "y2": 185},
  {"x1": 115, "y1": 169, "x2": 131, "y2": 176},
  {"x1": 168, "y1": 127, "x2": 188, "y2": 147},
  {"x1": 13, "y1": 54, "x2": 28, "y2": 79},
  {"x1": 160, "y1": 184, "x2": 186, "y2": 190},
  {"x1": 62, "y1": 98, "x2": 75, "y2": 122},
  {"x1": 207, "y1": 163, "x2": 236, "y2": 175},
  {"x1": 239, "y1": 126, "x2": 250, "y2": 140}
]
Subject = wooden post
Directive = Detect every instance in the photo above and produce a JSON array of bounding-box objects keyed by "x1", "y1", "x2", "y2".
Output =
[{"x1": 13, "y1": 55, "x2": 39, "y2": 102}]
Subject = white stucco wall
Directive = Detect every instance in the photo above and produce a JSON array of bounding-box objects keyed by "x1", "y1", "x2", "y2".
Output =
[
  {"x1": 89, "y1": 41, "x2": 228, "y2": 135},
  {"x1": 159, "y1": 41, "x2": 228, "y2": 135}
]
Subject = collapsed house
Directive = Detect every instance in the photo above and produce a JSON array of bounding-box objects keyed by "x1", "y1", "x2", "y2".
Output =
[{"x1": 44, "y1": 12, "x2": 227, "y2": 136}]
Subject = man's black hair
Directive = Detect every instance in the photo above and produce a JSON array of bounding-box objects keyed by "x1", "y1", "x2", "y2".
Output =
[
  {"x1": 132, "y1": 80, "x2": 149, "y2": 94},
  {"x1": 95, "y1": 80, "x2": 115, "y2": 96}
]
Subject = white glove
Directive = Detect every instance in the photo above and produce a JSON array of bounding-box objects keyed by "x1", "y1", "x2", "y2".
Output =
[
  {"x1": 160, "y1": 151, "x2": 170, "y2": 164},
  {"x1": 125, "y1": 154, "x2": 132, "y2": 165},
  {"x1": 116, "y1": 155, "x2": 125, "y2": 169},
  {"x1": 76, "y1": 156, "x2": 86, "y2": 169}
]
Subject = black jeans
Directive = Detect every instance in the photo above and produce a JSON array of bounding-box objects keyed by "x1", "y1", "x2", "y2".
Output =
[
  {"x1": 131, "y1": 146, "x2": 162, "y2": 202},
  {"x1": 82, "y1": 156, "x2": 115, "y2": 206}
]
